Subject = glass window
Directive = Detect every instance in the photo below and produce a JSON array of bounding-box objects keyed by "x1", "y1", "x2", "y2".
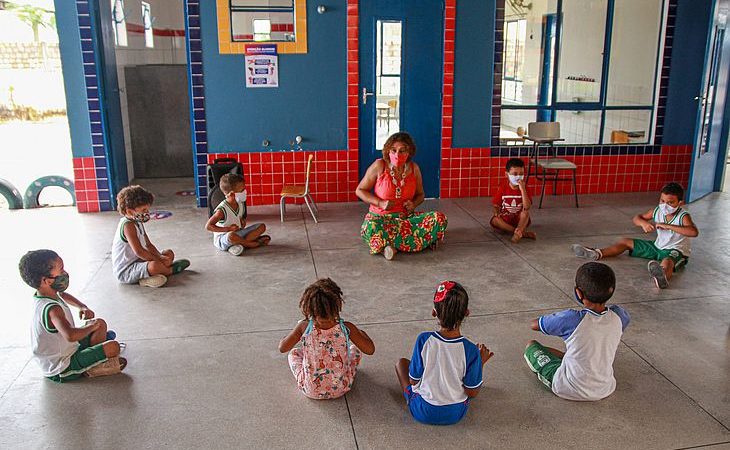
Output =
[
  {"x1": 375, "y1": 20, "x2": 402, "y2": 150},
  {"x1": 607, "y1": 0, "x2": 663, "y2": 106},
  {"x1": 556, "y1": 0, "x2": 607, "y2": 103},
  {"x1": 499, "y1": 0, "x2": 665, "y2": 145},
  {"x1": 555, "y1": 110, "x2": 602, "y2": 144},
  {"x1": 142, "y1": 2, "x2": 153, "y2": 48},
  {"x1": 231, "y1": 0, "x2": 295, "y2": 42},
  {"x1": 111, "y1": 0, "x2": 127, "y2": 47},
  {"x1": 603, "y1": 110, "x2": 653, "y2": 144}
]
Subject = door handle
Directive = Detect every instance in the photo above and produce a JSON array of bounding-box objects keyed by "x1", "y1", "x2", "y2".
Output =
[{"x1": 362, "y1": 87, "x2": 375, "y2": 105}]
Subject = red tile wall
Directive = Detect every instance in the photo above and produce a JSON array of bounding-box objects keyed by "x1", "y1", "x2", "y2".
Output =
[
  {"x1": 439, "y1": 146, "x2": 693, "y2": 199},
  {"x1": 207, "y1": 150, "x2": 359, "y2": 206},
  {"x1": 72, "y1": 157, "x2": 101, "y2": 213}
]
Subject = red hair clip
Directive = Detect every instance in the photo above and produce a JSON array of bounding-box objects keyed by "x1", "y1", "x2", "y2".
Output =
[{"x1": 434, "y1": 281, "x2": 456, "y2": 303}]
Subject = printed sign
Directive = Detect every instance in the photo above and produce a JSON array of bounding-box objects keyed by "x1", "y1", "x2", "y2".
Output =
[{"x1": 244, "y1": 44, "x2": 278, "y2": 88}]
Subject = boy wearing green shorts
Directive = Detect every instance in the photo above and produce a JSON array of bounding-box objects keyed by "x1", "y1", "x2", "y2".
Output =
[
  {"x1": 572, "y1": 182, "x2": 698, "y2": 289},
  {"x1": 525, "y1": 262, "x2": 630, "y2": 401},
  {"x1": 19, "y1": 250, "x2": 127, "y2": 382}
]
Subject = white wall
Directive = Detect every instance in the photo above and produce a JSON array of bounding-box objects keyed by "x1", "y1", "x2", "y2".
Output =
[{"x1": 112, "y1": 0, "x2": 186, "y2": 180}]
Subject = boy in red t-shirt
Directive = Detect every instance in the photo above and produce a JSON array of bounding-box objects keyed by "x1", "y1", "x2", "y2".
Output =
[{"x1": 490, "y1": 158, "x2": 536, "y2": 243}]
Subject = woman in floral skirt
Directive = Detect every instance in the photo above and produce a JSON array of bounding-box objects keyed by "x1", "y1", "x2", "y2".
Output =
[{"x1": 355, "y1": 132, "x2": 448, "y2": 260}]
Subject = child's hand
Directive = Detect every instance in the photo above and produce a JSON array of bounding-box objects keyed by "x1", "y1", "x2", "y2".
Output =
[
  {"x1": 79, "y1": 308, "x2": 95, "y2": 320},
  {"x1": 655, "y1": 223, "x2": 670, "y2": 230},
  {"x1": 517, "y1": 179, "x2": 527, "y2": 190},
  {"x1": 641, "y1": 222, "x2": 655, "y2": 233},
  {"x1": 379, "y1": 199, "x2": 393, "y2": 211},
  {"x1": 228, "y1": 224, "x2": 240, "y2": 232},
  {"x1": 478, "y1": 343, "x2": 494, "y2": 365},
  {"x1": 85, "y1": 318, "x2": 101, "y2": 329}
]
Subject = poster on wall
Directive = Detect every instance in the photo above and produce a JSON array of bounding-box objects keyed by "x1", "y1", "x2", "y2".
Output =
[{"x1": 244, "y1": 44, "x2": 278, "y2": 88}]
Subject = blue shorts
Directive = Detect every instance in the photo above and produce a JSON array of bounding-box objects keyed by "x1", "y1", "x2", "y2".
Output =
[
  {"x1": 214, "y1": 223, "x2": 263, "y2": 251},
  {"x1": 403, "y1": 385, "x2": 469, "y2": 425}
]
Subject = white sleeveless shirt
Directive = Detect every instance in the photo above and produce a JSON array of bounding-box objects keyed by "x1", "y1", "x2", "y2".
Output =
[
  {"x1": 31, "y1": 294, "x2": 79, "y2": 376},
  {"x1": 213, "y1": 199, "x2": 245, "y2": 241},
  {"x1": 653, "y1": 206, "x2": 691, "y2": 255},
  {"x1": 111, "y1": 217, "x2": 148, "y2": 277}
]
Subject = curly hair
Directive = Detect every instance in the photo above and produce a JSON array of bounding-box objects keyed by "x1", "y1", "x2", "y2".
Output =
[
  {"x1": 116, "y1": 185, "x2": 154, "y2": 214},
  {"x1": 299, "y1": 278, "x2": 344, "y2": 321},
  {"x1": 220, "y1": 173, "x2": 244, "y2": 195},
  {"x1": 433, "y1": 282, "x2": 469, "y2": 330},
  {"x1": 381, "y1": 132, "x2": 416, "y2": 162},
  {"x1": 19, "y1": 249, "x2": 59, "y2": 289}
]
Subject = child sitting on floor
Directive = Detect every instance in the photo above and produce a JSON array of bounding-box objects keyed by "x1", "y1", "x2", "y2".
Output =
[
  {"x1": 525, "y1": 262, "x2": 630, "y2": 401},
  {"x1": 396, "y1": 281, "x2": 494, "y2": 425},
  {"x1": 205, "y1": 173, "x2": 270, "y2": 256},
  {"x1": 278, "y1": 278, "x2": 375, "y2": 399},
  {"x1": 572, "y1": 182, "x2": 698, "y2": 289},
  {"x1": 491, "y1": 158, "x2": 536, "y2": 243},
  {"x1": 19, "y1": 249, "x2": 126, "y2": 382},
  {"x1": 112, "y1": 185, "x2": 190, "y2": 288}
]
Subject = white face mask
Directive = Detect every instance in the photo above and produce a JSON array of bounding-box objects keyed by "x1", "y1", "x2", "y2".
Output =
[
  {"x1": 659, "y1": 202, "x2": 678, "y2": 215},
  {"x1": 234, "y1": 190, "x2": 247, "y2": 203},
  {"x1": 508, "y1": 174, "x2": 524, "y2": 185}
]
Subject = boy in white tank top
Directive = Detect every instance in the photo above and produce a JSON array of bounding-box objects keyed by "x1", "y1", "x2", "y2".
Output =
[
  {"x1": 19, "y1": 250, "x2": 126, "y2": 382},
  {"x1": 572, "y1": 183, "x2": 699, "y2": 289},
  {"x1": 112, "y1": 185, "x2": 190, "y2": 288},
  {"x1": 205, "y1": 173, "x2": 270, "y2": 256}
]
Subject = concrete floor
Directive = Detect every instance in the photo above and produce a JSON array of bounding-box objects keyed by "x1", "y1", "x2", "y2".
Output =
[{"x1": 1, "y1": 178, "x2": 729, "y2": 449}]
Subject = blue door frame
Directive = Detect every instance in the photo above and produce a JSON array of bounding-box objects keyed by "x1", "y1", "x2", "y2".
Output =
[
  {"x1": 89, "y1": 0, "x2": 128, "y2": 205},
  {"x1": 688, "y1": 0, "x2": 730, "y2": 201},
  {"x1": 359, "y1": 0, "x2": 444, "y2": 197}
]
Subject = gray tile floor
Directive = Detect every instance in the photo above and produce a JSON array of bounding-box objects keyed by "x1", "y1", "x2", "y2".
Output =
[{"x1": 1, "y1": 178, "x2": 729, "y2": 449}]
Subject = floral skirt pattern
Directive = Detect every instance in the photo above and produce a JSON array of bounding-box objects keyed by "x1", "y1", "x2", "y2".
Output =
[{"x1": 360, "y1": 211, "x2": 448, "y2": 254}]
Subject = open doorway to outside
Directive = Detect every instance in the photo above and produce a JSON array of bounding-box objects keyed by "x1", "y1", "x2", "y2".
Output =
[{"x1": 0, "y1": 1, "x2": 76, "y2": 210}]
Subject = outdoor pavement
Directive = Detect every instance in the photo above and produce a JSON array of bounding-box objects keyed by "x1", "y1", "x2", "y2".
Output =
[{"x1": 0, "y1": 178, "x2": 729, "y2": 449}]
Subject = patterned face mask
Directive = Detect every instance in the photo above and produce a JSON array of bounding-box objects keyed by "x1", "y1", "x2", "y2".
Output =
[
  {"x1": 133, "y1": 212, "x2": 151, "y2": 223},
  {"x1": 49, "y1": 272, "x2": 70, "y2": 292}
]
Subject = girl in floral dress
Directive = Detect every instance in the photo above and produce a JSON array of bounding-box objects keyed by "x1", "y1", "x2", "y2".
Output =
[
  {"x1": 356, "y1": 132, "x2": 448, "y2": 260},
  {"x1": 278, "y1": 278, "x2": 375, "y2": 399}
]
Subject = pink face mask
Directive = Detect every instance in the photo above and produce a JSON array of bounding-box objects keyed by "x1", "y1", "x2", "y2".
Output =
[{"x1": 389, "y1": 152, "x2": 409, "y2": 167}]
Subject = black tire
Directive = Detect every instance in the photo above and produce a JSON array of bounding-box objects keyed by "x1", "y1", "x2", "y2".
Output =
[
  {"x1": 23, "y1": 176, "x2": 76, "y2": 208},
  {"x1": 0, "y1": 178, "x2": 24, "y2": 209}
]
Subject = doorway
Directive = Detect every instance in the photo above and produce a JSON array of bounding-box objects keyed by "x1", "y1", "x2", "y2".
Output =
[
  {"x1": 688, "y1": 0, "x2": 730, "y2": 201},
  {"x1": 358, "y1": 0, "x2": 444, "y2": 198}
]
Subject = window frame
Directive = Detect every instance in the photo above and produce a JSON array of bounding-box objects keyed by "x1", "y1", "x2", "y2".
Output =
[
  {"x1": 499, "y1": 0, "x2": 667, "y2": 145},
  {"x1": 141, "y1": 1, "x2": 153, "y2": 48},
  {"x1": 111, "y1": 0, "x2": 128, "y2": 47}
]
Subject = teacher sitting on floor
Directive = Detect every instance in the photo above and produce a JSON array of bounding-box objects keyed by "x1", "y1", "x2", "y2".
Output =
[{"x1": 356, "y1": 132, "x2": 448, "y2": 260}]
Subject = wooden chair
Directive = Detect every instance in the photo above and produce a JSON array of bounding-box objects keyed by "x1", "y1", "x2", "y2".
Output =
[
  {"x1": 524, "y1": 122, "x2": 579, "y2": 208},
  {"x1": 280, "y1": 154, "x2": 318, "y2": 223}
]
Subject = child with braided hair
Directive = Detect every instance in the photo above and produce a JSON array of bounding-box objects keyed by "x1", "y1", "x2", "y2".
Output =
[{"x1": 278, "y1": 278, "x2": 375, "y2": 399}]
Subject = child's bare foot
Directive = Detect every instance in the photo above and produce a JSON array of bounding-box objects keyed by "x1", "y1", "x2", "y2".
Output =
[
  {"x1": 256, "y1": 235, "x2": 271, "y2": 246},
  {"x1": 511, "y1": 229, "x2": 524, "y2": 243},
  {"x1": 524, "y1": 231, "x2": 537, "y2": 240}
]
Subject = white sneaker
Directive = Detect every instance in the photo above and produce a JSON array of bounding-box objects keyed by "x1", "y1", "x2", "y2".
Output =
[
  {"x1": 383, "y1": 246, "x2": 396, "y2": 261},
  {"x1": 138, "y1": 274, "x2": 167, "y2": 288},
  {"x1": 648, "y1": 261, "x2": 669, "y2": 289},
  {"x1": 572, "y1": 244, "x2": 600, "y2": 261},
  {"x1": 85, "y1": 356, "x2": 127, "y2": 378},
  {"x1": 228, "y1": 244, "x2": 244, "y2": 256}
]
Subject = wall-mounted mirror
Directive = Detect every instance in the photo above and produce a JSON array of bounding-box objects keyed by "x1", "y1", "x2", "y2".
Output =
[
  {"x1": 231, "y1": 0, "x2": 296, "y2": 42},
  {"x1": 217, "y1": 0, "x2": 307, "y2": 54}
]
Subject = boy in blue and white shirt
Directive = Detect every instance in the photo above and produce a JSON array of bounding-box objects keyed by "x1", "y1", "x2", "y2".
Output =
[
  {"x1": 396, "y1": 281, "x2": 494, "y2": 425},
  {"x1": 525, "y1": 262, "x2": 630, "y2": 401}
]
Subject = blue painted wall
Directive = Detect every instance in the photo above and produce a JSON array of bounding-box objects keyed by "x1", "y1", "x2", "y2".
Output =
[
  {"x1": 200, "y1": 1, "x2": 347, "y2": 153},
  {"x1": 452, "y1": 0, "x2": 494, "y2": 148},
  {"x1": 663, "y1": 0, "x2": 714, "y2": 145},
  {"x1": 55, "y1": 0, "x2": 93, "y2": 158}
]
